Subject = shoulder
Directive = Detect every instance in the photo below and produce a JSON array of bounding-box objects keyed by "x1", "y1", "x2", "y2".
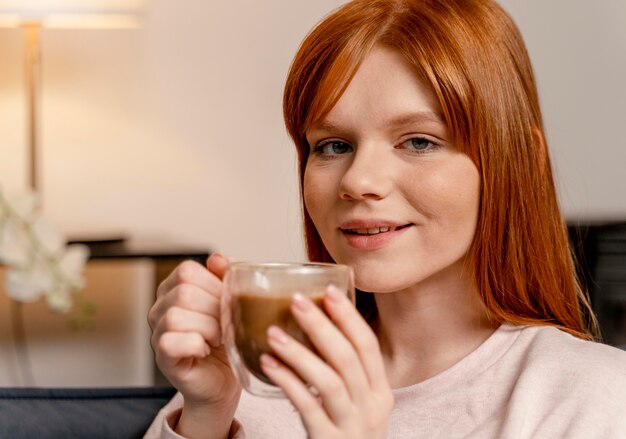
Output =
[
  {"x1": 508, "y1": 324, "x2": 626, "y2": 410},
  {"x1": 497, "y1": 323, "x2": 626, "y2": 393},
  {"x1": 500, "y1": 324, "x2": 626, "y2": 436},
  {"x1": 513, "y1": 323, "x2": 626, "y2": 373}
]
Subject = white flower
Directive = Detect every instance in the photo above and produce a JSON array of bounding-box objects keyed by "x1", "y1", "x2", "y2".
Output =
[
  {"x1": 0, "y1": 221, "x2": 30, "y2": 266},
  {"x1": 0, "y1": 188, "x2": 89, "y2": 313},
  {"x1": 46, "y1": 288, "x2": 73, "y2": 313},
  {"x1": 58, "y1": 244, "x2": 90, "y2": 289},
  {"x1": 8, "y1": 192, "x2": 38, "y2": 222},
  {"x1": 4, "y1": 265, "x2": 52, "y2": 302},
  {"x1": 32, "y1": 218, "x2": 64, "y2": 255},
  {"x1": 59, "y1": 244, "x2": 90, "y2": 276}
]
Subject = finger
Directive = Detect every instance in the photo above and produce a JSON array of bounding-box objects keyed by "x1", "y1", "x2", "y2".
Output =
[
  {"x1": 150, "y1": 283, "x2": 220, "y2": 329},
  {"x1": 290, "y1": 291, "x2": 371, "y2": 400},
  {"x1": 323, "y1": 285, "x2": 389, "y2": 392},
  {"x1": 157, "y1": 259, "x2": 222, "y2": 299},
  {"x1": 266, "y1": 325, "x2": 352, "y2": 421},
  {"x1": 155, "y1": 331, "x2": 210, "y2": 371},
  {"x1": 153, "y1": 306, "x2": 221, "y2": 347},
  {"x1": 260, "y1": 354, "x2": 333, "y2": 436},
  {"x1": 206, "y1": 252, "x2": 234, "y2": 280}
]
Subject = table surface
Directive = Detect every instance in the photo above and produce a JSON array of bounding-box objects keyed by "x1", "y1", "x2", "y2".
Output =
[{"x1": 68, "y1": 236, "x2": 211, "y2": 260}]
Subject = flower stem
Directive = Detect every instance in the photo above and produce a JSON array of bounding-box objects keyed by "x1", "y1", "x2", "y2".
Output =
[{"x1": 10, "y1": 299, "x2": 35, "y2": 386}]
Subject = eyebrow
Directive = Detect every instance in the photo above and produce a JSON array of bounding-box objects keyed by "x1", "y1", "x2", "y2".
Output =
[
  {"x1": 310, "y1": 110, "x2": 445, "y2": 133},
  {"x1": 386, "y1": 110, "x2": 445, "y2": 127}
]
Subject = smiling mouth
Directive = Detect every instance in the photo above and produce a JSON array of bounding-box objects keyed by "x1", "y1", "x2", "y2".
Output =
[{"x1": 343, "y1": 224, "x2": 412, "y2": 235}]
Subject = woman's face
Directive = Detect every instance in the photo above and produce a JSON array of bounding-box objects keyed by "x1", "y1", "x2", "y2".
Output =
[{"x1": 303, "y1": 47, "x2": 480, "y2": 293}]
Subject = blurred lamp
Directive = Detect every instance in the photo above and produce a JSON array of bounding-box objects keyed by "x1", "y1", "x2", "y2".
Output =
[{"x1": 0, "y1": 0, "x2": 144, "y2": 195}]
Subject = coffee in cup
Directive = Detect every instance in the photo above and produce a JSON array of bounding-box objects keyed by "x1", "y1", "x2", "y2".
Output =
[{"x1": 221, "y1": 262, "x2": 354, "y2": 397}]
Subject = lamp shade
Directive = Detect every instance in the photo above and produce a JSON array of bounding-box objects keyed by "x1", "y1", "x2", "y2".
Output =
[{"x1": 0, "y1": 0, "x2": 145, "y2": 28}]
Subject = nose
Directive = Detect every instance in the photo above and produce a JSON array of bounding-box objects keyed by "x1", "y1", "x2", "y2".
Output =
[{"x1": 339, "y1": 144, "x2": 394, "y2": 201}]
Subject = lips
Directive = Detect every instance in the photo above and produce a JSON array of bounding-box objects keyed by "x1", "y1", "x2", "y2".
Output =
[
  {"x1": 345, "y1": 225, "x2": 407, "y2": 235},
  {"x1": 339, "y1": 220, "x2": 412, "y2": 250}
]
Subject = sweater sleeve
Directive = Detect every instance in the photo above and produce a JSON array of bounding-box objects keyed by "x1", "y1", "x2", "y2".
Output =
[{"x1": 143, "y1": 392, "x2": 244, "y2": 439}]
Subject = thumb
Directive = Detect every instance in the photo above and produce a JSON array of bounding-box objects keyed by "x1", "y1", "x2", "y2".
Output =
[{"x1": 206, "y1": 253, "x2": 235, "y2": 280}]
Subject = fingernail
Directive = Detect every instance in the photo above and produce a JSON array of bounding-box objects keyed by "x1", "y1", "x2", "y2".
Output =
[
  {"x1": 260, "y1": 354, "x2": 279, "y2": 369},
  {"x1": 267, "y1": 325, "x2": 289, "y2": 344},
  {"x1": 292, "y1": 292, "x2": 312, "y2": 312},
  {"x1": 326, "y1": 284, "x2": 344, "y2": 303}
]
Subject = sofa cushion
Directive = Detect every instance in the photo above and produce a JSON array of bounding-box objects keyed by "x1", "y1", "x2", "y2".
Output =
[{"x1": 0, "y1": 386, "x2": 176, "y2": 439}]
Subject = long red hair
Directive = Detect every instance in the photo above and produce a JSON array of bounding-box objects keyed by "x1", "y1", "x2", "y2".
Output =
[{"x1": 283, "y1": 0, "x2": 598, "y2": 340}]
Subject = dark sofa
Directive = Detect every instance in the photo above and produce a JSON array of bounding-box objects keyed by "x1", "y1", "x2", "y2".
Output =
[{"x1": 0, "y1": 386, "x2": 176, "y2": 439}]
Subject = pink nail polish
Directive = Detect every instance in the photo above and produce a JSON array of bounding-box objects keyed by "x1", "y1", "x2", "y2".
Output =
[
  {"x1": 267, "y1": 325, "x2": 289, "y2": 344},
  {"x1": 292, "y1": 292, "x2": 312, "y2": 311},
  {"x1": 260, "y1": 354, "x2": 279, "y2": 369},
  {"x1": 326, "y1": 284, "x2": 344, "y2": 303}
]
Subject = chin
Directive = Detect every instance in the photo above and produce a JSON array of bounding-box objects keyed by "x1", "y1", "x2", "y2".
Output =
[
  {"x1": 330, "y1": 250, "x2": 409, "y2": 292},
  {"x1": 352, "y1": 266, "x2": 415, "y2": 294}
]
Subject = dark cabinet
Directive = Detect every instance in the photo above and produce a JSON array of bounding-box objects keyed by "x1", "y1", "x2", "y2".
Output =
[{"x1": 569, "y1": 223, "x2": 626, "y2": 348}]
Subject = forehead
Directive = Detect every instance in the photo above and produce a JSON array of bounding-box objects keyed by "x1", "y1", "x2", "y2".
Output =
[{"x1": 310, "y1": 46, "x2": 443, "y2": 132}]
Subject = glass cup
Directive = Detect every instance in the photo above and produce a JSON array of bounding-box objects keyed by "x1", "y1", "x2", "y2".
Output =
[{"x1": 221, "y1": 262, "x2": 355, "y2": 398}]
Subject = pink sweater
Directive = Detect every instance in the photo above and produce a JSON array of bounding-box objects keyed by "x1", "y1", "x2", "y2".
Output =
[{"x1": 145, "y1": 324, "x2": 626, "y2": 438}]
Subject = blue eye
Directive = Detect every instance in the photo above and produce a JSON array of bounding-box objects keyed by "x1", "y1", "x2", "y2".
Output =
[
  {"x1": 401, "y1": 137, "x2": 438, "y2": 153},
  {"x1": 313, "y1": 140, "x2": 352, "y2": 156}
]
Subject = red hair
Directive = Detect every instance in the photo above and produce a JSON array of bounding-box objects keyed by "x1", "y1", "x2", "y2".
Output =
[{"x1": 283, "y1": 0, "x2": 599, "y2": 340}]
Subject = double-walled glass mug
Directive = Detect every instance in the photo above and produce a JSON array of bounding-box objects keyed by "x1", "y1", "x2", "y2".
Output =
[{"x1": 221, "y1": 262, "x2": 355, "y2": 398}]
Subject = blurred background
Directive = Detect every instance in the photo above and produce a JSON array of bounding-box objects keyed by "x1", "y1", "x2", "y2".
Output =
[
  {"x1": 0, "y1": 0, "x2": 624, "y2": 387},
  {"x1": 1, "y1": 0, "x2": 626, "y2": 260}
]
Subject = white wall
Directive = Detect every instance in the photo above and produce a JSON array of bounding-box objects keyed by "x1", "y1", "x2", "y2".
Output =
[
  {"x1": 1, "y1": 0, "x2": 625, "y2": 266},
  {"x1": 498, "y1": 0, "x2": 626, "y2": 222}
]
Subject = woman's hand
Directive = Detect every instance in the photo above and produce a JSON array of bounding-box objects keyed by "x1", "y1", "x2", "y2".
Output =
[
  {"x1": 148, "y1": 253, "x2": 241, "y2": 438},
  {"x1": 260, "y1": 286, "x2": 394, "y2": 439}
]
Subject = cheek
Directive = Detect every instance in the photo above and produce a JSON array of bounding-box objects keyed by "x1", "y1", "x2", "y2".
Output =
[
  {"x1": 453, "y1": 164, "x2": 481, "y2": 221},
  {"x1": 407, "y1": 159, "x2": 480, "y2": 235},
  {"x1": 303, "y1": 168, "x2": 330, "y2": 224},
  {"x1": 434, "y1": 163, "x2": 481, "y2": 241}
]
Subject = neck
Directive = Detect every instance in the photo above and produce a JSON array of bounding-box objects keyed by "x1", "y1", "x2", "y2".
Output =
[{"x1": 371, "y1": 261, "x2": 497, "y2": 388}]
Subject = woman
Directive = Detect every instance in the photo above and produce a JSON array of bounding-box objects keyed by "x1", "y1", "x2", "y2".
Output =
[{"x1": 146, "y1": 0, "x2": 626, "y2": 437}]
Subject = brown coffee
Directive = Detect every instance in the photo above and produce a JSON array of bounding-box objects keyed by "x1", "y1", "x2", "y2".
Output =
[{"x1": 232, "y1": 291, "x2": 324, "y2": 385}]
